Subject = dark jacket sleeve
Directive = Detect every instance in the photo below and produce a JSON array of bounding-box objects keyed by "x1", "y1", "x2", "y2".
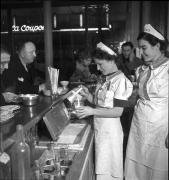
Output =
[{"x1": 0, "y1": 75, "x2": 6, "y2": 106}]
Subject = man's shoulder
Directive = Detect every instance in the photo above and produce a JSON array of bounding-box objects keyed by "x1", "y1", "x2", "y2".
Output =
[{"x1": 9, "y1": 54, "x2": 20, "y2": 66}]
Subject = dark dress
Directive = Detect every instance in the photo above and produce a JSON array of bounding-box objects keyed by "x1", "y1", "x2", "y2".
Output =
[
  {"x1": 3, "y1": 55, "x2": 39, "y2": 94},
  {"x1": 0, "y1": 75, "x2": 6, "y2": 106}
]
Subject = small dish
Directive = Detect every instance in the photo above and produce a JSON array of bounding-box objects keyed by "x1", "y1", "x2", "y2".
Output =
[{"x1": 60, "y1": 81, "x2": 69, "y2": 90}]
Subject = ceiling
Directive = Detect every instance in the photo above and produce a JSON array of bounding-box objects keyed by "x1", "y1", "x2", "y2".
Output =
[{"x1": 1, "y1": 0, "x2": 111, "y2": 8}]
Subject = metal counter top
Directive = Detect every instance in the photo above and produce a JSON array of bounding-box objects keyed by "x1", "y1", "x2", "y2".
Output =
[{"x1": 0, "y1": 92, "x2": 72, "y2": 150}]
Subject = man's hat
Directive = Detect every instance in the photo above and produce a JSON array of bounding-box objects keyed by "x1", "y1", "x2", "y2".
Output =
[
  {"x1": 144, "y1": 24, "x2": 165, "y2": 40},
  {"x1": 97, "y1": 42, "x2": 117, "y2": 56}
]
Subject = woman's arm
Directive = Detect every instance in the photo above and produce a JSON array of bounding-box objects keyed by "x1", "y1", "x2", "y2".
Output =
[
  {"x1": 86, "y1": 93, "x2": 93, "y2": 103},
  {"x1": 79, "y1": 85, "x2": 94, "y2": 103},
  {"x1": 76, "y1": 106, "x2": 124, "y2": 119},
  {"x1": 93, "y1": 106, "x2": 124, "y2": 118}
]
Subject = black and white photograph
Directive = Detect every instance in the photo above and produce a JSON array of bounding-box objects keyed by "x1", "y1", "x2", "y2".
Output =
[{"x1": 0, "y1": 1, "x2": 168, "y2": 180}]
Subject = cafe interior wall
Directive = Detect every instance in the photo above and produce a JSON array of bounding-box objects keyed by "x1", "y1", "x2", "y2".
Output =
[
  {"x1": 1, "y1": 2, "x2": 127, "y2": 56},
  {"x1": 1, "y1": 1, "x2": 169, "y2": 79},
  {"x1": 125, "y1": 1, "x2": 168, "y2": 47}
]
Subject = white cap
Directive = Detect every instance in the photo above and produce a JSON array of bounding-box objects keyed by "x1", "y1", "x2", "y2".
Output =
[
  {"x1": 144, "y1": 24, "x2": 165, "y2": 40},
  {"x1": 97, "y1": 42, "x2": 117, "y2": 56}
]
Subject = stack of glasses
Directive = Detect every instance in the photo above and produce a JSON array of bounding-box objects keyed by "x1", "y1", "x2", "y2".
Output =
[{"x1": 48, "y1": 66, "x2": 59, "y2": 100}]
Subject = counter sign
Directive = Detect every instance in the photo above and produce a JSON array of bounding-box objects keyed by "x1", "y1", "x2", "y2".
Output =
[{"x1": 12, "y1": 25, "x2": 44, "y2": 32}]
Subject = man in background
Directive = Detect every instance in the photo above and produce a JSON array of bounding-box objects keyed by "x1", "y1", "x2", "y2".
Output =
[
  {"x1": 0, "y1": 47, "x2": 18, "y2": 105},
  {"x1": 117, "y1": 41, "x2": 143, "y2": 80},
  {"x1": 70, "y1": 48, "x2": 97, "y2": 82},
  {"x1": 3, "y1": 41, "x2": 46, "y2": 94}
]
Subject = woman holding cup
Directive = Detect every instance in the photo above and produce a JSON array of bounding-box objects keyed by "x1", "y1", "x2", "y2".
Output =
[{"x1": 76, "y1": 42, "x2": 133, "y2": 180}]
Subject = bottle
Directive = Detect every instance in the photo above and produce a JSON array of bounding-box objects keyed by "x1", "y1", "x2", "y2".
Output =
[
  {"x1": 0, "y1": 132, "x2": 12, "y2": 180},
  {"x1": 12, "y1": 124, "x2": 31, "y2": 180}
]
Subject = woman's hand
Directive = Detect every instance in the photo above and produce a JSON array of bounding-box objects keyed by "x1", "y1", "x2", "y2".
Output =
[
  {"x1": 76, "y1": 106, "x2": 94, "y2": 119},
  {"x1": 165, "y1": 134, "x2": 168, "y2": 149},
  {"x1": 78, "y1": 85, "x2": 90, "y2": 99}
]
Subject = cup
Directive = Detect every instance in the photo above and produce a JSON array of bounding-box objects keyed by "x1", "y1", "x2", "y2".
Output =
[
  {"x1": 73, "y1": 99, "x2": 84, "y2": 109},
  {"x1": 73, "y1": 93, "x2": 84, "y2": 109},
  {"x1": 60, "y1": 81, "x2": 69, "y2": 90}
]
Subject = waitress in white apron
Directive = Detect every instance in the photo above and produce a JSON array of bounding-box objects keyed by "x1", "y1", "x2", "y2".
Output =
[
  {"x1": 76, "y1": 42, "x2": 133, "y2": 180},
  {"x1": 125, "y1": 24, "x2": 168, "y2": 180}
]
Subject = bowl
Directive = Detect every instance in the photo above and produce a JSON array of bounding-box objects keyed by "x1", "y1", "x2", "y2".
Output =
[
  {"x1": 19, "y1": 94, "x2": 39, "y2": 106},
  {"x1": 60, "y1": 81, "x2": 69, "y2": 88}
]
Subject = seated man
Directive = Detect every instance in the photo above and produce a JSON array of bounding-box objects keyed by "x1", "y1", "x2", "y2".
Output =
[
  {"x1": 0, "y1": 47, "x2": 18, "y2": 105},
  {"x1": 3, "y1": 41, "x2": 45, "y2": 95},
  {"x1": 70, "y1": 49, "x2": 97, "y2": 82}
]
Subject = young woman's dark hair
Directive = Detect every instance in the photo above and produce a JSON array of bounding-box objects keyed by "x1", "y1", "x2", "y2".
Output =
[
  {"x1": 92, "y1": 48, "x2": 117, "y2": 62},
  {"x1": 137, "y1": 32, "x2": 168, "y2": 51}
]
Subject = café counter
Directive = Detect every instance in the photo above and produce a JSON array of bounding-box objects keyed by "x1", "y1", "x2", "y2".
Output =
[
  {"x1": 1, "y1": 92, "x2": 71, "y2": 150},
  {"x1": 0, "y1": 92, "x2": 95, "y2": 180}
]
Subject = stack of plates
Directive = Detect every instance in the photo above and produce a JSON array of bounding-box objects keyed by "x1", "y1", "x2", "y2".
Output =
[{"x1": 0, "y1": 105, "x2": 20, "y2": 123}]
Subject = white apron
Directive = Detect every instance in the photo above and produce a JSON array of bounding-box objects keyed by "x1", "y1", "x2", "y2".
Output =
[
  {"x1": 126, "y1": 57, "x2": 169, "y2": 173},
  {"x1": 94, "y1": 71, "x2": 133, "y2": 177}
]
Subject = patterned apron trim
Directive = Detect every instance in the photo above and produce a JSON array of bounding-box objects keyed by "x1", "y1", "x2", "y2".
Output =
[{"x1": 94, "y1": 70, "x2": 122, "y2": 105}]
